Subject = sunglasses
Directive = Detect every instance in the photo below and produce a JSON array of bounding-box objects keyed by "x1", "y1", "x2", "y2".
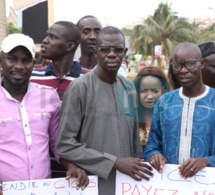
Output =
[{"x1": 97, "y1": 47, "x2": 125, "y2": 54}]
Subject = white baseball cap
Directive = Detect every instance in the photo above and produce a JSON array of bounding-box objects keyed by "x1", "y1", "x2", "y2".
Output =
[{"x1": 0, "y1": 33, "x2": 36, "y2": 59}]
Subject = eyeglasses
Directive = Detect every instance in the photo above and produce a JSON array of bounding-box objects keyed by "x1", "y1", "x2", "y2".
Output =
[
  {"x1": 97, "y1": 47, "x2": 125, "y2": 54},
  {"x1": 171, "y1": 60, "x2": 201, "y2": 71}
]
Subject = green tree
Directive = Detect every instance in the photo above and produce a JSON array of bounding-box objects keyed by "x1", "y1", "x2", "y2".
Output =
[
  {"x1": 7, "y1": 22, "x2": 22, "y2": 34},
  {"x1": 130, "y1": 2, "x2": 194, "y2": 63},
  {"x1": 197, "y1": 24, "x2": 215, "y2": 43},
  {"x1": 121, "y1": 27, "x2": 133, "y2": 36}
]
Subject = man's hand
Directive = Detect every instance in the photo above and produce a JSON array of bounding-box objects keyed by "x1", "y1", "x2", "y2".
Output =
[
  {"x1": 114, "y1": 157, "x2": 153, "y2": 181},
  {"x1": 59, "y1": 158, "x2": 89, "y2": 190},
  {"x1": 178, "y1": 158, "x2": 209, "y2": 179},
  {"x1": 149, "y1": 154, "x2": 167, "y2": 173}
]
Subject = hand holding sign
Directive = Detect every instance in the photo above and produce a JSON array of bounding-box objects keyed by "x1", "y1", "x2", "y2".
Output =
[
  {"x1": 178, "y1": 157, "x2": 209, "y2": 179},
  {"x1": 116, "y1": 163, "x2": 215, "y2": 195},
  {"x1": 59, "y1": 157, "x2": 89, "y2": 190},
  {"x1": 2, "y1": 176, "x2": 98, "y2": 195},
  {"x1": 114, "y1": 157, "x2": 153, "y2": 181},
  {"x1": 149, "y1": 154, "x2": 167, "y2": 173}
]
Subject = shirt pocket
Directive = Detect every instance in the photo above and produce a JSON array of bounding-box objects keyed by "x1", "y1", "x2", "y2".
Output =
[
  {"x1": 0, "y1": 117, "x2": 14, "y2": 142},
  {"x1": 0, "y1": 117, "x2": 13, "y2": 127},
  {"x1": 32, "y1": 112, "x2": 53, "y2": 134},
  {"x1": 33, "y1": 112, "x2": 52, "y2": 119}
]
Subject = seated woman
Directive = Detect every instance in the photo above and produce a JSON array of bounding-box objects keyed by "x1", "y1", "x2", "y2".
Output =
[{"x1": 134, "y1": 66, "x2": 170, "y2": 149}]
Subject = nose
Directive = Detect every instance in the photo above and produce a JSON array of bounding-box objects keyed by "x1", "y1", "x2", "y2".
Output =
[
  {"x1": 42, "y1": 36, "x2": 49, "y2": 44},
  {"x1": 145, "y1": 93, "x2": 154, "y2": 99},
  {"x1": 89, "y1": 32, "x2": 97, "y2": 39},
  {"x1": 14, "y1": 60, "x2": 25, "y2": 69},
  {"x1": 107, "y1": 48, "x2": 117, "y2": 56},
  {"x1": 180, "y1": 64, "x2": 188, "y2": 73}
]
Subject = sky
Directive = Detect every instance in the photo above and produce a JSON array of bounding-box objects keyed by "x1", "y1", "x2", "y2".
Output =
[
  {"x1": 6, "y1": 0, "x2": 215, "y2": 28},
  {"x1": 53, "y1": 0, "x2": 215, "y2": 27}
]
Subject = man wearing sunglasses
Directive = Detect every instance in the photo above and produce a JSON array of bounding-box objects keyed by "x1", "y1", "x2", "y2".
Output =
[
  {"x1": 56, "y1": 26, "x2": 153, "y2": 195},
  {"x1": 144, "y1": 42, "x2": 215, "y2": 179}
]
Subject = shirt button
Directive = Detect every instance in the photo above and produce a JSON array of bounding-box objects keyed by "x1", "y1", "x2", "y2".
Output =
[
  {"x1": 31, "y1": 165, "x2": 33, "y2": 169},
  {"x1": 25, "y1": 124, "x2": 27, "y2": 127},
  {"x1": 29, "y1": 146, "x2": 31, "y2": 150}
]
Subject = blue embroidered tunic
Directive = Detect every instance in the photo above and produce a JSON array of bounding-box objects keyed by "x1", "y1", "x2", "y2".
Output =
[{"x1": 144, "y1": 86, "x2": 215, "y2": 167}]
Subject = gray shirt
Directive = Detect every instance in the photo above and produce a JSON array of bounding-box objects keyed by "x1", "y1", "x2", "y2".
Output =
[{"x1": 56, "y1": 70, "x2": 142, "y2": 195}]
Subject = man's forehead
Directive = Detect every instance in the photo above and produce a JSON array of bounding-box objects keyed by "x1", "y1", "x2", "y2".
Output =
[
  {"x1": 80, "y1": 18, "x2": 101, "y2": 28},
  {"x1": 49, "y1": 24, "x2": 66, "y2": 33},
  {"x1": 97, "y1": 34, "x2": 123, "y2": 43},
  {"x1": 174, "y1": 47, "x2": 200, "y2": 59}
]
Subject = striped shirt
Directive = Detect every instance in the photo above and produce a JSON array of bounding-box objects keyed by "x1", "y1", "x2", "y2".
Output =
[{"x1": 30, "y1": 61, "x2": 89, "y2": 100}]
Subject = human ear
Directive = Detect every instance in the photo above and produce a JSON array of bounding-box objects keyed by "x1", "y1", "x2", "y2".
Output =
[
  {"x1": 67, "y1": 42, "x2": 75, "y2": 52},
  {"x1": 200, "y1": 58, "x2": 205, "y2": 70}
]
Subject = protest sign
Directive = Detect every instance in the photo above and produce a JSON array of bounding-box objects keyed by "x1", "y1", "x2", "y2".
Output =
[
  {"x1": 3, "y1": 176, "x2": 98, "y2": 195},
  {"x1": 116, "y1": 163, "x2": 215, "y2": 195}
]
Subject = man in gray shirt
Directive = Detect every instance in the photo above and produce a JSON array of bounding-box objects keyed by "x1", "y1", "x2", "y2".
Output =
[{"x1": 56, "y1": 26, "x2": 153, "y2": 195}]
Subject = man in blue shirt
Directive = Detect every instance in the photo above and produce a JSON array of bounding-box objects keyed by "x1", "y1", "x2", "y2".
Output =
[{"x1": 144, "y1": 42, "x2": 215, "y2": 179}]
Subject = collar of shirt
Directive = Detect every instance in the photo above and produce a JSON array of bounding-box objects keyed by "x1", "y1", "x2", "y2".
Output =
[
  {"x1": 0, "y1": 79, "x2": 32, "y2": 100},
  {"x1": 45, "y1": 61, "x2": 81, "y2": 78}
]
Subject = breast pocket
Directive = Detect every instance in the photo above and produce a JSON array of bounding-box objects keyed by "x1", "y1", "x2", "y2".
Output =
[
  {"x1": 0, "y1": 117, "x2": 15, "y2": 142},
  {"x1": 0, "y1": 117, "x2": 13, "y2": 127},
  {"x1": 32, "y1": 112, "x2": 53, "y2": 132},
  {"x1": 34, "y1": 112, "x2": 52, "y2": 119}
]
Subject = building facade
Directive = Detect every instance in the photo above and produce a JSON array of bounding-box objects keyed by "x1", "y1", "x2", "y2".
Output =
[{"x1": 0, "y1": 0, "x2": 6, "y2": 43}]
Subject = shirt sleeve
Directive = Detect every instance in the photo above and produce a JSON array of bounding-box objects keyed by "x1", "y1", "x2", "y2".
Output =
[
  {"x1": 48, "y1": 90, "x2": 61, "y2": 163},
  {"x1": 56, "y1": 81, "x2": 117, "y2": 179}
]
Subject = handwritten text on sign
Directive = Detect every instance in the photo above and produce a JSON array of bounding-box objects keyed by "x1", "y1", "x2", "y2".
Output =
[
  {"x1": 116, "y1": 164, "x2": 215, "y2": 195},
  {"x1": 3, "y1": 176, "x2": 98, "y2": 195}
]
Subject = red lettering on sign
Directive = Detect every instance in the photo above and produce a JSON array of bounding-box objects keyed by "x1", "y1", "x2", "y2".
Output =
[
  {"x1": 122, "y1": 183, "x2": 132, "y2": 194},
  {"x1": 54, "y1": 180, "x2": 65, "y2": 189}
]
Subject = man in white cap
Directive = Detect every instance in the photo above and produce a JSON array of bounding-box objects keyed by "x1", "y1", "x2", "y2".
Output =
[{"x1": 0, "y1": 33, "x2": 88, "y2": 194}]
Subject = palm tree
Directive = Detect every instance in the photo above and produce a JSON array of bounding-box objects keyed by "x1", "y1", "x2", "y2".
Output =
[
  {"x1": 197, "y1": 24, "x2": 215, "y2": 43},
  {"x1": 130, "y1": 2, "x2": 194, "y2": 63}
]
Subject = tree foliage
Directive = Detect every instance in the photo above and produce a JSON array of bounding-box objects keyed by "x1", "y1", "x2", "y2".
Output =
[
  {"x1": 7, "y1": 22, "x2": 22, "y2": 34},
  {"x1": 129, "y1": 2, "x2": 195, "y2": 60}
]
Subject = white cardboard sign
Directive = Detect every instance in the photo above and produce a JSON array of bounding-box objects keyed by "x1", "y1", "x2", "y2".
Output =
[
  {"x1": 116, "y1": 163, "x2": 215, "y2": 195},
  {"x1": 3, "y1": 176, "x2": 98, "y2": 195}
]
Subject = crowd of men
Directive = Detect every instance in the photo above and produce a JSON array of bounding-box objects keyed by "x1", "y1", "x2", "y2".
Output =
[{"x1": 0, "y1": 15, "x2": 215, "y2": 195}]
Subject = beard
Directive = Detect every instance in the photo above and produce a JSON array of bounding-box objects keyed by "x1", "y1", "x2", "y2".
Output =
[
  {"x1": 3, "y1": 74, "x2": 29, "y2": 91},
  {"x1": 82, "y1": 45, "x2": 95, "y2": 57}
]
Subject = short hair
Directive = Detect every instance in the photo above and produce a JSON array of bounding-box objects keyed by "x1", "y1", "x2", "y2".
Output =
[
  {"x1": 76, "y1": 15, "x2": 98, "y2": 27},
  {"x1": 54, "y1": 21, "x2": 80, "y2": 51},
  {"x1": 173, "y1": 42, "x2": 202, "y2": 59},
  {"x1": 96, "y1": 26, "x2": 125, "y2": 46},
  {"x1": 169, "y1": 42, "x2": 202, "y2": 90}
]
